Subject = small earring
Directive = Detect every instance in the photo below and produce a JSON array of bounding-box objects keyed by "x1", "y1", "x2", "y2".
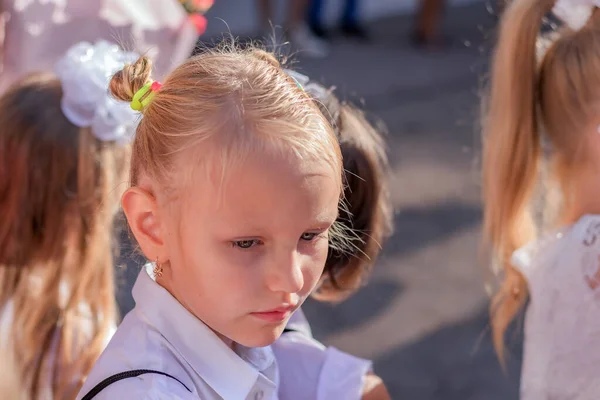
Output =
[
  {"x1": 153, "y1": 257, "x2": 163, "y2": 279},
  {"x1": 511, "y1": 286, "x2": 520, "y2": 298}
]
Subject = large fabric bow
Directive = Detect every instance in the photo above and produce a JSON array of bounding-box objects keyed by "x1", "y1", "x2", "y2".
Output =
[
  {"x1": 55, "y1": 41, "x2": 140, "y2": 143},
  {"x1": 553, "y1": 0, "x2": 600, "y2": 30}
]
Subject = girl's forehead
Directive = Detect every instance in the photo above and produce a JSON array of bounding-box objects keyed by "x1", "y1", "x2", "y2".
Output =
[
  {"x1": 177, "y1": 131, "x2": 342, "y2": 188},
  {"x1": 176, "y1": 145, "x2": 341, "y2": 224}
]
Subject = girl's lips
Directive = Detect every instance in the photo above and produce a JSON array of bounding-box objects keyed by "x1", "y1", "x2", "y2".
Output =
[{"x1": 250, "y1": 305, "x2": 295, "y2": 323}]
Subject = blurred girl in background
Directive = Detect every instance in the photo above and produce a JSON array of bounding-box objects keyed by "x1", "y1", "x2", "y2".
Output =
[
  {"x1": 0, "y1": 0, "x2": 209, "y2": 91},
  {"x1": 483, "y1": 1, "x2": 600, "y2": 397},
  {"x1": 0, "y1": 41, "x2": 137, "y2": 399}
]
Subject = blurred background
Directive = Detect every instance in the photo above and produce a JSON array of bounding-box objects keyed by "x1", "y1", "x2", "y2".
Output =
[{"x1": 113, "y1": 0, "x2": 524, "y2": 398}]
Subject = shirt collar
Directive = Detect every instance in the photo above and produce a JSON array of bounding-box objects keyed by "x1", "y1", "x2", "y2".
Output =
[{"x1": 132, "y1": 265, "x2": 276, "y2": 399}]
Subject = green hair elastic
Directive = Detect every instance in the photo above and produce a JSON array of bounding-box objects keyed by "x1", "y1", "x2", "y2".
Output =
[
  {"x1": 283, "y1": 69, "x2": 309, "y2": 92},
  {"x1": 130, "y1": 81, "x2": 162, "y2": 111},
  {"x1": 290, "y1": 76, "x2": 304, "y2": 91}
]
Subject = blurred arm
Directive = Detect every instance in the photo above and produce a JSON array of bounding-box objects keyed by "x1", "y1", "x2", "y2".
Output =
[{"x1": 362, "y1": 373, "x2": 391, "y2": 400}]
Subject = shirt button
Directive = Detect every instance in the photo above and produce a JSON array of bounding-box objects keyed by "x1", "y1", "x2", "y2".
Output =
[{"x1": 254, "y1": 390, "x2": 264, "y2": 400}]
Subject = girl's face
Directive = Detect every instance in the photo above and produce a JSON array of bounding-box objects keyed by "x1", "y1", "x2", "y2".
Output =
[{"x1": 161, "y1": 144, "x2": 341, "y2": 347}]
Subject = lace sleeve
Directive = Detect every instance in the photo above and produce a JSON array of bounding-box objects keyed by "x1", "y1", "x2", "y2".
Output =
[
  {"x1": 511, "y1": 227, "x2": 569, "y2": 283},
  {"x1": 511, "y1": 242, "x2": 537, "y2": 281}
]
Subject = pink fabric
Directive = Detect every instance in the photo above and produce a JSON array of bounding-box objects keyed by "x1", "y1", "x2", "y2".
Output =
[{"x1": 0, "y1": 0, "x2": 198, "y2": 92}]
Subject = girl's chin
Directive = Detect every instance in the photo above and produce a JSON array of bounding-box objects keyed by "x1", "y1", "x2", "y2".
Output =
[{"x1": 230, "y1": 324, "x2": 286, "y2": 348}]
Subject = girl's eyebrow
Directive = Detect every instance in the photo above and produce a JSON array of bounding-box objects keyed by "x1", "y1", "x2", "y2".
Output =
[{"x1": 311, "y1": 211, "x2": 339, "y2": 226}]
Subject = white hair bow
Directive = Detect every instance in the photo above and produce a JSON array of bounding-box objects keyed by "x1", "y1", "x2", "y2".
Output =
[
  {"x1": 55, "y1": 41, "x2": 140, "y2": 143},
  {"x1": 283, "y1": 69, "x2": 330, "y2": 103},
  {"x1": 553, "y1": 0, "x2": 600, "y2": 30}
]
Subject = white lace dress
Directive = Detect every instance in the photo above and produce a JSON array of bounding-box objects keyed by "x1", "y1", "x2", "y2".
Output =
[
  {"x1": 0, "y1": 0, "x2": 197, "y2": 91},
  {"x1": 512, "y1": 214, "x2": 600, "y2": 399}
]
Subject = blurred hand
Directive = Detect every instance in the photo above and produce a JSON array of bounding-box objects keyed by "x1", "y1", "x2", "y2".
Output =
[{"x1": 362, "y1": 373, "x2": 391, "y2": 400}]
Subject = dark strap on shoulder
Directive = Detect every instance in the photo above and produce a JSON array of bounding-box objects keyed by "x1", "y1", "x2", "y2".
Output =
[{"x1": 81, "y1": 369, "x2": 191, "y2": 400}]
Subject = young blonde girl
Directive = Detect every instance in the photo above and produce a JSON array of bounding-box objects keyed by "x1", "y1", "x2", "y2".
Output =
[
  {"x1": 76, "y1": 44, "x2": 361, "y2": 399},
  {"x1": 483, "y1": 0, "x2": 600, "y2": 398},
  {"x1": 274, "y1": 70, "x2": 393, "y2": 400},
  {"x1": 0, "y1": 41, "x2": 136, "y2": 399}
]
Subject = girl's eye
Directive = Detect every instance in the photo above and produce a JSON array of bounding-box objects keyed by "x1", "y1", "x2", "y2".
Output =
[
  {"x1": 300, "y1": 232, "x2": 319, "y2": 241},
  {"x1": 233, "y1": 239, "x2": 260, "y2": 249}
]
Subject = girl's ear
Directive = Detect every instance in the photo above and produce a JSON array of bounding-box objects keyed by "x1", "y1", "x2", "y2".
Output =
[{"x1": 121, "y1": 187, "x2": 169, "y2": 261}]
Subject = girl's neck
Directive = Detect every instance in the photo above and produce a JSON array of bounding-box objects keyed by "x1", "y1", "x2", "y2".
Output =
[{"x1": 563, "y1": 165, "x2": 600, "y2": 225}]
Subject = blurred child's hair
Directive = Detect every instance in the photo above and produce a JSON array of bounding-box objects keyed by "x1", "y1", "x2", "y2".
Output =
[
  {"x1": 482, "y1": 0, "x2": 600, "y2": 361},
  {"x1": 0, "y1": 345, "x2": 28, "y2": 400},
  {"x1": 109, "y1": 44, "x2": 348, "y2": 252},
  {"x1": 0, "y1": 74, "x2": 128, "y2": 398},
  {"x1": 305, "y1": 84, "x2": 393, "y2": 301}
]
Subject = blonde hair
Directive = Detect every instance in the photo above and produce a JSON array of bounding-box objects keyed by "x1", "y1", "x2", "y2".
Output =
[
  {"x1": 0, "y1": 346, "x2": 29, "y2": 400},
  {"x1": 483, "y1": 1, "x2": 600, "y2": 361},
  {"x1": 111, "y1": 46, "x2": 342, "y2": 187},
  {"x1": 109, "y1": 44, "x2": 345, "y2": 244},
  {"x1": 0, "y1": 74, "x2": 126, "y2": 398}
]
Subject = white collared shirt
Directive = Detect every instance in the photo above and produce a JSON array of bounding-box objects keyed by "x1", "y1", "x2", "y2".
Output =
[
  {"x1": 274, "y1": 309, "x2": 372, "y2": 400},
  {"x1": 77, "y1": 266, "x2": 278, "y2": 400},
  {"x1": 512, "y1": 214, "x2": 600, "y2": 399}
]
